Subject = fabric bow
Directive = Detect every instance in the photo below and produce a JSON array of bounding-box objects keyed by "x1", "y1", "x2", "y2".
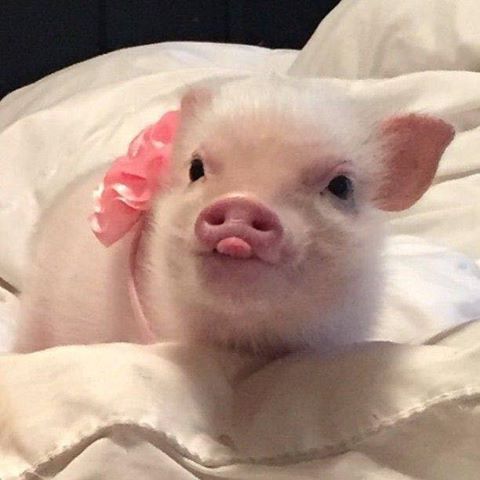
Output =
[{"x1": 89, "y1": 110, "x2": 180, "y2": 246}]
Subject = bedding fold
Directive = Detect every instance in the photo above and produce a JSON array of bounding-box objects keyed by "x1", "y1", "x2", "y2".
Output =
[{"x1": 1, "y1": 320, "x2": 480, "y2": 479}]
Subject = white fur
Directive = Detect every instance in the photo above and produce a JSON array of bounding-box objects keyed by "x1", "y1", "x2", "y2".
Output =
[{"x1": 15, "y1": 75, "x2": 451, "y2": 356}]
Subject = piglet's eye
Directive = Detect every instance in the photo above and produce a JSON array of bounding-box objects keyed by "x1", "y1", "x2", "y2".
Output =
[
  {"x1": 189, "y1": 157, "x2": 205, "y2": 182},
  {"x1": 327, "y1": 175, "x2": 353, "y2": 200}
]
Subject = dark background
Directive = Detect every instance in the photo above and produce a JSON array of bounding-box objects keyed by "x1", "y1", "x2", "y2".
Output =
[{"x1": 0, "y1": 1, "x2": 341, "y2": 99}]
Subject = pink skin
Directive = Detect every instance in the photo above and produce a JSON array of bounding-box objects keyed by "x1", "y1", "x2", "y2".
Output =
[
  {"x1": 14, "y1": 76, "x2": 455, "y2": 356},
  {"x1": 194, "y1": 195, "x2": 284, "y2": 263}
]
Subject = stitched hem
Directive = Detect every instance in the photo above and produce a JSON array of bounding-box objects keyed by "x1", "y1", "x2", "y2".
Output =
[{"x1": 14, "y1": 384, "x2": 480, "y2": 479}]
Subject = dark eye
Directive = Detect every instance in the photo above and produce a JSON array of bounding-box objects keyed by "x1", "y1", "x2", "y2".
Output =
[
  {"x1": 327, "y1": 175, "x2": 353, "y2": 200},
  {"x1": 189, "y1": 157, "x2": 205, "y2": 182}
]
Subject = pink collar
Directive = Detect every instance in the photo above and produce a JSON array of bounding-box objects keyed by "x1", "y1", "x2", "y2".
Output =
[
  {"x1": 89, "y1": 110, "x2": 180, "y2": 343},
  {"x1": 128, "y1": 221, "x2": 157, "y2": 343}
]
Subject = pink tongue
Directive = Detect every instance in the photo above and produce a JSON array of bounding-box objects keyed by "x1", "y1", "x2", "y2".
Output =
[{"x1": 216, "y1": 237, "x2": 253, "y2": 259}]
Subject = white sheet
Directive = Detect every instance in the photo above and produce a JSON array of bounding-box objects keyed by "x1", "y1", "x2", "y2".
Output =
[{"x1": 1, "y1": 0, "x2": 480, "y2": 478}]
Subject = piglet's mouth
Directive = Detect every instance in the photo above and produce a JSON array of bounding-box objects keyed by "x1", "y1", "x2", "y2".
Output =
[
  {"x1": 215, "y1": 237, "x2": 254, "y2": 259},
  {"x1": 199, "y1": 235, "x2": 283, "y2": 265}
]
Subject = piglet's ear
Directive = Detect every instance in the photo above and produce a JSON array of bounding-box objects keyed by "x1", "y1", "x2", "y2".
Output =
[
  {"x1": 180, "y1": 86, "x2": 213, "y2": 118},
  {"x1": 374, "y1": 114, "x2": 454, "y2": 211}
]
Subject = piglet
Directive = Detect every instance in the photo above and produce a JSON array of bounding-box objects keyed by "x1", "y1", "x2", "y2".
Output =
[{"x1": 14, "y1": 76, "x2": 454, "y2": 356}]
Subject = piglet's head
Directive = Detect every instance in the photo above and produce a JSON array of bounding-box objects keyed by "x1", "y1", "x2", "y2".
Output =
[{"x1": 141, "y1": 77, "x2": 454, "y2": 353}]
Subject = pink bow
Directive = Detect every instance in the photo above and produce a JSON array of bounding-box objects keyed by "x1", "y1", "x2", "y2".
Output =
[{"x1": 90, "y1": 110, "x2": 180, "y2": 246}]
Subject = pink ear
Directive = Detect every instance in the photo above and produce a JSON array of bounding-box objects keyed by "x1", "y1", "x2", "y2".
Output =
[
  {"x1": 374, "y1": 114, "x2": 454, "y2": 211},
  {"x1": 180, "y1": 87, "x2": 213, "y2": 118}
]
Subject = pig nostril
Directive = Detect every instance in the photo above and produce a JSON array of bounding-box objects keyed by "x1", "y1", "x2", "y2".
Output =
[
  {"x1": 252, "y1": 220, "x2": 271, "y2": 232},
  {"x1": 207, "y1": 213, "x2": 225, "y2": 226}
]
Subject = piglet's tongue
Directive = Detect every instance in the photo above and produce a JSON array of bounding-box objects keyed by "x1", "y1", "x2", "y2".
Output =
[{"x1": 216, "y1": 237, "x2": 253, "y2": 259}]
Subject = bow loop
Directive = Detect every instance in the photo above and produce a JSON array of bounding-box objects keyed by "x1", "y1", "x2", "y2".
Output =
[{"x1": 90, "y1": 110, "x2": 180, "y2": 246}]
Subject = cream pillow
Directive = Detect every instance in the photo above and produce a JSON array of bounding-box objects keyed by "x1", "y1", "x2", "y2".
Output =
[{"x1": 289, "y1": 0, "x2": 480, "y2": 79}]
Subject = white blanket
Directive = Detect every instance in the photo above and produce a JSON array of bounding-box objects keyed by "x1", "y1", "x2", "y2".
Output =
[
  {"x1": 1, "y1": 324, "x2": 480, "y2": 479},
  {"x1": 1, "y1": 0, "x2": 480, "y2": 478}
]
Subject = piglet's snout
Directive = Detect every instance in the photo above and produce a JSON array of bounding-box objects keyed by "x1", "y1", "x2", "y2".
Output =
[{"x1": 194, "y1": 195, "x2": 284, "y2": 263}]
